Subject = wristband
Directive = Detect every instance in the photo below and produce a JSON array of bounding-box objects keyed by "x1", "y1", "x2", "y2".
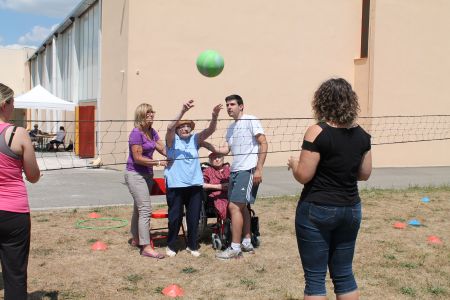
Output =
[{"x1": 157, "y1": 160, "x2": 161, "y2": 166}]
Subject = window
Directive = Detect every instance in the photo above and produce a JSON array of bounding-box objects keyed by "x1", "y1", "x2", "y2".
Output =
[
  {"x1": 360, "y1": 0, "x2": 370, "y2": 58},
  {"x1": 77, "y1": 1, "x2": 100, "y2": 101}
]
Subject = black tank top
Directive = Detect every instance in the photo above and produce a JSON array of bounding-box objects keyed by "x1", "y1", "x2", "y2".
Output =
[{"x1": 300, "y1": 122, "x2": 371, "y2": 206}]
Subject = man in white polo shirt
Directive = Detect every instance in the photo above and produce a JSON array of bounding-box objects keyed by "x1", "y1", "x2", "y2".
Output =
[{"x1": 211, "y1": 94, "x2": 267, "y2": 259}]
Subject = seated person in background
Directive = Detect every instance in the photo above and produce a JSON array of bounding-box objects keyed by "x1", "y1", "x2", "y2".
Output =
[
  {"x1": 202, "y1": 152, "x2": 231, "y2": 220},
  {"x1": 29, "y1": 124, "x2": 42, "y2": 139},
  {"x1": 29, "y1": 124, "x2": 43, "y2": 148},
  {"x1": 46, "y1": 126, "x2": 65, "y2": 150}
]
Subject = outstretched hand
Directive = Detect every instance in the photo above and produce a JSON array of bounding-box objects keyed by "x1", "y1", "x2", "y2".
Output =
[
  {"x1": 182, "y1": 100, "x2": 195, "y2": 113},
  {"x1": 212, "y1": 104, "x2": 223, "y2": 117}
]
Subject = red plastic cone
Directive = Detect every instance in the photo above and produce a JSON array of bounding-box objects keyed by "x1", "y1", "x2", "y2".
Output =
[
  {"x1": 91, "y1": 241, "x2": 108, "y2": 251},
  {"x1": 89, "y1": 212, "x2": 101, "y2": 218},
  {"x1": 162, "y1": 284, "x2": 184, "y2": 297},
  {"x1": 393, "y1": 222, "x2": 406, "y2": 229},
  {"x1": 427, "y1": 235, "x2": 443, "y2": 245}
]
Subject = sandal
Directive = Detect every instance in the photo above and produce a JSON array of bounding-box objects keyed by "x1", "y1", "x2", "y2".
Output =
[{"x1": 141, "y1": 251, "x2": 165, "y2": 259}]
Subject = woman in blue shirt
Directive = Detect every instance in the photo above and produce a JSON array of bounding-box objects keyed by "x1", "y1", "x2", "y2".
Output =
[{"x1": 164, "y1": 100, "x2": 222, "y2": 257}]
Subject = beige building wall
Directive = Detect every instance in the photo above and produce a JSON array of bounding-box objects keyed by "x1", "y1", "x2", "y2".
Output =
[
  {"x1": 92, "y1": 0, "x2": 450, "y2": 167},
  {"x1": 0, "y1": 47, "x2": 35, "y2": 125},
  {"x1": 99, "y1": 0, "x2": 130, "y2": 164},
  {"x1": 102, "y1": 0, "x2": 362, "y2": 166},
  {"x1": 0, "y1": 47, "x2": 34, "y2": 94},
  {"x1": 367, "y1": 0, "x2": 450, "y2": 167}
]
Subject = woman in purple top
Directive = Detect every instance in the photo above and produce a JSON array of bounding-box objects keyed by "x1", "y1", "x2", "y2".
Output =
[{"x1": 125, "y1": 103, "x2": 168, "y2": 259}]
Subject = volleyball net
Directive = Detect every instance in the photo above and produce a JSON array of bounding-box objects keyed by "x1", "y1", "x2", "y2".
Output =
[{"x1": 23, "y1": 114, "x2": 450, "y2": 171}]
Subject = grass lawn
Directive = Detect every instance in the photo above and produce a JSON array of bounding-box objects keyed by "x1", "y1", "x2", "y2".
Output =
[{"x1": 5, "y1": 187, "x2": 449, "y2": 299}]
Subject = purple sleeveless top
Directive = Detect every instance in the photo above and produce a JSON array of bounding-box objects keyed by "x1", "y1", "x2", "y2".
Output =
[{"x1": 126, "y1": 127, "x2": 159, "y2": 174}]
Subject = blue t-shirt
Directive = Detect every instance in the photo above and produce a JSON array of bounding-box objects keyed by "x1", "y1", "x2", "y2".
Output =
[{"x1": 164, "y1": 133, "x2": 203, "y2": 188}]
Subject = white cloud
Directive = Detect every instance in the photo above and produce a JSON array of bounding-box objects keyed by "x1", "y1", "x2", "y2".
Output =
[
  {"x1": 0, "y1": 44, "x2": 37, "y2": 50},
  {"x1": 0, "y1": 0, "x2": 79, "y2": 18},
  {"x1": 17, "y1": 24, "x2": 57, "y2": 46}
]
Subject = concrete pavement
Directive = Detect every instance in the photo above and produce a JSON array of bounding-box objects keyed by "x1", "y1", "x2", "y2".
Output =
[{"x1": 26, "y1": 166, "x2": 450, "y2": 211}]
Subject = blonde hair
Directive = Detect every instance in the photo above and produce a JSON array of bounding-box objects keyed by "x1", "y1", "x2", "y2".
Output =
[
  {"x1": 0, "y1": 83, "x2": 14, "y2": 106},
  {"x1": 134, "y1": 103, "x2": 154, "y2": 130}
]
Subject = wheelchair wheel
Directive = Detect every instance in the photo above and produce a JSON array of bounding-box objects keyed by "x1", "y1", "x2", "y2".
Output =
[
  {"x1": 197, "y1": 202, "x2": 207, "y2": 239},
  {"x1": 211, "y1": 233, "x2": 222, "y2": 250},
  {"x1": 251, "y1": 235, "x2": 261, "y2": 248}
]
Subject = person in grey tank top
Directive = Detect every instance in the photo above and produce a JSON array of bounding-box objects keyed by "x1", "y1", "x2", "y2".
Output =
[{"x1": 0, "y1": 82, "x2": 40, "y2": 300}]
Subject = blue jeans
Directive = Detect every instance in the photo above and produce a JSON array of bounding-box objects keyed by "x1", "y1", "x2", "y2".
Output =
[
  {"x1": 295, "y1": 200, "x2": 361, "y2": 296},
  {"x1": 166, "y1": 186, "x2": 203, "y2": 251}
]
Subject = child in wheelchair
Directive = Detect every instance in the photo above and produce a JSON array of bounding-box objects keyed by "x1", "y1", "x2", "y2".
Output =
[
  {"x1": 202, "y1": 152, "x2": 260, "y2": 250},
  {"x1": 202, "y1": 152, "x2": 231, "y2": 250}
]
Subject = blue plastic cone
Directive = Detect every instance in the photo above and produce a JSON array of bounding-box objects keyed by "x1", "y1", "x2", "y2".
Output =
[{"x1": 408, "y1": 219, "x2": 421, "y2": 226}]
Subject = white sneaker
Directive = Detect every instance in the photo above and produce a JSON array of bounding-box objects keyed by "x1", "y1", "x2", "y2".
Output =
[
  {"x1": 241, "y1": 243, "x2": 255, "y2": 254},
  {"x1": 166, "y1": 247, "x2": 176, "y2": 257},
  {"x1": 186, "y1": 247, "x2": 200, "y2": 257},
  {"x1": 216, "y1": 247, "x2": 243, "y2": 260}
]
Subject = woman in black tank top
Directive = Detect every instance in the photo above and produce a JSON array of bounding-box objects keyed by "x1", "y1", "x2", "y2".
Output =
[{"x1": 287, "y1": 78, "x2": 372, "y2": 299}]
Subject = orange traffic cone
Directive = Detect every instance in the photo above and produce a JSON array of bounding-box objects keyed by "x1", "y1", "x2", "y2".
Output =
[
  {"x1": 393, "y1": 222, "x2": 406, "y2": 229},
  {"x1": 427, "y1": 235, "x2": 443, "y2": 245},
  {"x1": 162, "y1": 284, "x2": 184, "y2": 297},
  {"x1": 91, "y1": 241, "x2": 108, "y2": 251},
  {"x1": 89, "y1": 212, "x2": 101, "y2": 218}
]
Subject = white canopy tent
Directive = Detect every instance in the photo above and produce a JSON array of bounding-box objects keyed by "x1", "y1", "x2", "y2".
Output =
[{"x1": 14, "y1": 85, "x2": 75, "y2": 111}]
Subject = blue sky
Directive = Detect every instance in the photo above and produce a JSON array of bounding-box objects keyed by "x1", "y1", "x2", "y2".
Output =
[{"x1": 0, "y1": 0, "x2": 79, "y2": 48}]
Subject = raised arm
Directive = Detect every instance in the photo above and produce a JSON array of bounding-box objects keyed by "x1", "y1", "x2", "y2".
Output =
[
  {"x1": 200, "y1": 140, "x2": 230, "y2": 155},
  {"x1": 166, "y1": 100, "x2": 194, "y2": 148},
  {"x1": 198, "y1": 104, "x2": 223, "y2": 143}
]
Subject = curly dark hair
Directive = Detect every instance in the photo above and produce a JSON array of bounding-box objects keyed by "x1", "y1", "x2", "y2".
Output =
[{"x1": 312, "y1": 78, "x2": 359, "y2": 126}]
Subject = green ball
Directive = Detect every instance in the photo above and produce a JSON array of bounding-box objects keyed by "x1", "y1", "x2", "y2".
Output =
[{"x1": 196, "y1": 50, "x2": 224, "y2": 77}]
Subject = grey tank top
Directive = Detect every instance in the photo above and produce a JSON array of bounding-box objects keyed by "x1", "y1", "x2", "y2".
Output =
[{"x1": 0, "y1": 126, "x2": 20, "y2": 159}]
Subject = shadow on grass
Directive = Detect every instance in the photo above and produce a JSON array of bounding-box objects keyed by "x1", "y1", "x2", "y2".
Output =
[
  {"x1": 0, "y1": 274, "x2": 58, "y2": 300},
  {"x1": 28, "y1": 290, "x2": 59, "y2": 300},
  {"x1": 146, "y1": 225, "x2": 216, "y2": 250}
]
